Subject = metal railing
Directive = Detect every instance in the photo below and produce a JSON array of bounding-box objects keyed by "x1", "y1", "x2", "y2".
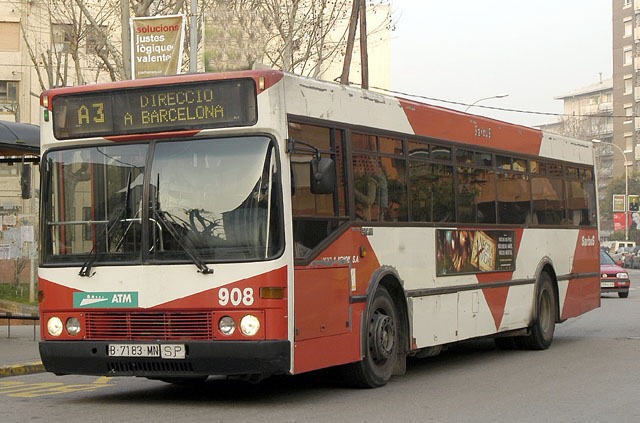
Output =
[{"x1": 0, "y1": 313, "x2": 39, "y2": 340}]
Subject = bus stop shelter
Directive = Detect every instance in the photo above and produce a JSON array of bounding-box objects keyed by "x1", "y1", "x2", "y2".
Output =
[{"x1": 0, "y1": 121, "x2": 39, "y2": 162}]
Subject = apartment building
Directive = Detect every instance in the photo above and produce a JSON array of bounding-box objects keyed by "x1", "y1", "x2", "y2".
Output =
[
  {"x1": 538, "y1": 77, "x2": 614, "y2": 232},
  {"x1": 613, "y1": 0, "x2": 640, "y2": 177}
]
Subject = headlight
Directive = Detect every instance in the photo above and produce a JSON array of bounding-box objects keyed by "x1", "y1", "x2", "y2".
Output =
[
  {"x1": 240, "y1": 314, "x2": 260, "y2": 336},
  {"x1": 47, "y1": 317, "x2": 63, "y2": 337},
  {"x1": 66, "y1": 317, "x2": 81, "y2": 336},
  {"x1": 219, "y1": 316, "x2": 236, "y2": 335},
  {"x1": 617, "y1": 272, "x2": 629, "y2": 279}
]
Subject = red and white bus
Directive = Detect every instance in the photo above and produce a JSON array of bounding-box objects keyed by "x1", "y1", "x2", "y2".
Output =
[{"x1": 38, "y1": 70, "x2": 600, "y2": 388}]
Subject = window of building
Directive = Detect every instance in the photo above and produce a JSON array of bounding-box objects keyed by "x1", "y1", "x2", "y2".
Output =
[
  {"x1": 625, "y1": 20, "x2": 633, "y2": 37},
  {"x1": 86, "y1": 25, "x2": 107, "y2": 54},
  {"x1": 0, "y1": 22, "x2": 19, "y2": 51},
  {"x1": 52, "y1": 23, "x2": 74, "y2": 53},
  {"x1": 625, "y1": 0, "x2": 632, "y2": 8},
  {"x1": 0, "y1": 81, "x2": 18, "y2": 113},
  {"x1": 624, "y1": 76, "x2": 633, "y2": 95},
  {"x1": 625, "y1": 134, "x2": 633, "y2": 151},
  {"x1": 624, "y1": 47, "x2": 633, "y2": 66},
  {"x1": 625, "y1": 104, "x2": 633, "y2": 122}
]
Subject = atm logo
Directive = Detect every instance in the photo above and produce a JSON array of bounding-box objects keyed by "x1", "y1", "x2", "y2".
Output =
[{"x1": 73, "y1": 292, "x2": 139, "y2": 308}]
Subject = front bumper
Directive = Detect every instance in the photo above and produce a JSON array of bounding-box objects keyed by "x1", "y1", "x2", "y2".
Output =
[
  {"x1": 39, "y1": 340, "x2": 290, "y2": 378},
  {"x1": 600, "y1": 279, "x2": 630, "y2": 293}
]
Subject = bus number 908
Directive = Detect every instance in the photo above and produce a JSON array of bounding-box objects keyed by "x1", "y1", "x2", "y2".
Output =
[{"x1": 218, "y1": 287, "x2": 254, "y2": 306}]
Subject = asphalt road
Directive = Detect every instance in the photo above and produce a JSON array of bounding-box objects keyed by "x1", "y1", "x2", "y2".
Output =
[{"x1": 2, "y1": 272, "x2": 640, "y2": 423}]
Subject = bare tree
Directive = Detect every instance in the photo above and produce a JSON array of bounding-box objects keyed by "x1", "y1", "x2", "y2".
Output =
[{"x1": 22, "y1": 0, "x2": 392, "y2": 90}]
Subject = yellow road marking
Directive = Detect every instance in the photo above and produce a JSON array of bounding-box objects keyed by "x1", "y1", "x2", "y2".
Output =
[{"x1": 0, "y1": 377, "x2": 115, "y2": 398}]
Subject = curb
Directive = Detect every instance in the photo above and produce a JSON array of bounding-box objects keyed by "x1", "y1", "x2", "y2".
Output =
[{"x1": 0, "y1": 361, "x2": 45, "y2": 378}]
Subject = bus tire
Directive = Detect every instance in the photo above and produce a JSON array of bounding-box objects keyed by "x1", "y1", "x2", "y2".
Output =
[
  {"x1": 518, "y1": 272, "x2": 556, "y2": 350},
  {"x1": 347, "y1": 286, "x2": 399, "y2": 388}
]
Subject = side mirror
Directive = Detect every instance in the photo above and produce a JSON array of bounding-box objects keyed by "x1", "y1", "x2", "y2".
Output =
[{"x1": 310, "y1": 157, "x2": 335, "y2": 194}]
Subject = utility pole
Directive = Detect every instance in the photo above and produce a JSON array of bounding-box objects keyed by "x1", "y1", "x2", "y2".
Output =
[
  {"x1": 359, "y1": 0, "x2": 368, "y2": 89},
  {"x1": 121, "y1": 0, "x2": 131, "y2": 79},
  {"x1": 189, "y1": 0, "x2": 198, "y2": 72},
  {"x1": 340, "y1": 0, "x2": 360, "y2": 85}
]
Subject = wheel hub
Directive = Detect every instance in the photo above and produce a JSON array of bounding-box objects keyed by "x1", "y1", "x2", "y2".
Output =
[{"x1": 370, "y1": 311, "x2": 395, "y2": 362}]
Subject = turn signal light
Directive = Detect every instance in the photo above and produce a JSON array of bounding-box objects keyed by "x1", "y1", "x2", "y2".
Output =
[{"x1": 260, "y1": 287, "x2": 284, "y2": 299}]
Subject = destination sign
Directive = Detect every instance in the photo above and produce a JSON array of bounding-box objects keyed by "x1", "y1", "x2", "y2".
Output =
[{"x1": 52, "y1": 79, "x2": 257, "y2": 139}]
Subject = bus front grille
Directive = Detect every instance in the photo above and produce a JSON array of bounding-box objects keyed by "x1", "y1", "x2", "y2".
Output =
[
  {"x1": 107, "y1": 361, "x2": 194, "y2": 374},
  {"x1": 85, "y1": 312, "x2": 213, "y2": 340}
]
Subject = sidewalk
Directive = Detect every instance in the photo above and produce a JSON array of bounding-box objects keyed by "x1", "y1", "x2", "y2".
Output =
[{"x1": 0, "y1": 324, "x2": 45, "y2": 377}]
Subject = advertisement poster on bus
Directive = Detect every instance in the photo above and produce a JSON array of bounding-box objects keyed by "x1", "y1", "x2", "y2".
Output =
[
  {"x1": 436, "y1": 229, "x2": 516, "y2": 276},
  {"x1": 130, "y1": 15, "x2": 185, "y2": 79}
]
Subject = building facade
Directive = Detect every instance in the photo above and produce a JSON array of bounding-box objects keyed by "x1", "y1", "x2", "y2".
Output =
[
  {"x1": 613, "y1": 0, "x2": 640, "y2": 178},
  {"x1": 538, "y1": 77, "x2": 614, "y2": 233}
]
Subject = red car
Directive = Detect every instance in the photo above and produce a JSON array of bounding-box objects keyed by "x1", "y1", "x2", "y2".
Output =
[{"x1": 601, "y1": 250, "x2": 631, "y2": 298}]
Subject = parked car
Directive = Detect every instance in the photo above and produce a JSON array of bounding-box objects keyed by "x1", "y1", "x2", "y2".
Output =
[
  {"x1": 623, "y1": 246, "x2": 640, "y2": 268},
  {"x1": 611, "y1": 247, "x2": 633, "y2": 267},
  {"x1": 602, "y1": 241, "x2": 636, "y2": 254},
  {"x1": 601, "y1": 250, "x2": 631, "y2": 298}
]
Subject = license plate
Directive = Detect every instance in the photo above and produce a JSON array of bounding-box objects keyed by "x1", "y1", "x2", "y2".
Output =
[
  {"x1": 601, "y1": 282, "x2": 615, "y2": 288},
  {"x1": 108, "y1": 344, "x2": 186, "y2": 359}
]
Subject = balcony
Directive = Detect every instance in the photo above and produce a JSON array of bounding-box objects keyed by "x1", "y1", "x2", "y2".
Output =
[{"x1": 598, "y1": 102, "x2": 613, "y2": 113}]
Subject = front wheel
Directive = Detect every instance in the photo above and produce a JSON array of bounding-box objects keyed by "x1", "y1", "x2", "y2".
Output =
[
  {"x1": 619, "y1": 290, "x2": 629, "y2": 298},
  {"x1": 517, "y1": 273, "x2": 556, "y2": 350},
  {"x1": 344, "y1": 286, "x2": 399, "y2": 388}
]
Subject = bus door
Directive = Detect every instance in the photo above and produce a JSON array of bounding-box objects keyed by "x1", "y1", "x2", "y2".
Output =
[{"x1": 288, "y1": 122, "x2": 356, "y2": 372}]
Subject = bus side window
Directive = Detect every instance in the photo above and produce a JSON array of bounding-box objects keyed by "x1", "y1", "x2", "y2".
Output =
[
  {"x1": 289, "y1": 122, "x2": 347, "y2": 259},
  {"x1": 497, "y1": 172, "x2": 531, "y2": 225}
]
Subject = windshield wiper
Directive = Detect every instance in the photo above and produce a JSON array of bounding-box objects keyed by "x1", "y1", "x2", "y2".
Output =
[
  {"x1": 79, "y1": 172, "x2": 132, "y2": 277},
  {"x1": 153, "y1": 209, "x2": 213, "y2": 275}
]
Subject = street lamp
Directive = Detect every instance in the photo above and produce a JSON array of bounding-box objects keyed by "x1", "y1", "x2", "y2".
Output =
[
  {"x1": 593, "y1": 139, "x2": 631, "y2": 241},
  {"x1": 464, "y1": 93, "x2": 509, "y2": 112}
]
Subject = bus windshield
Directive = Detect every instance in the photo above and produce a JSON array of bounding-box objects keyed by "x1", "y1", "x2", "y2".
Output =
[{"x1": 42, "y1": 136, "x2": 283, "y2": 267}]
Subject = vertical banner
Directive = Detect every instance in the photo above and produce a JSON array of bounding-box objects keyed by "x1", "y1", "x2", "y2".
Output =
[
  {"x1": 131, "y1": 15, "x2": 185, "y2": 79},
  {"x1": 613, "y1": 212, "x2": 631, "y2": 231}
]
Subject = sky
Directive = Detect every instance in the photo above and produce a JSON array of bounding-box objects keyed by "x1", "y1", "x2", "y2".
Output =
[{"x1": 390, "y1": 1, "x2": 613, "y2": 128}]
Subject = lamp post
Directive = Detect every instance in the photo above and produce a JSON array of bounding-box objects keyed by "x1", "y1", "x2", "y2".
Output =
[
  {"x1": 593, "y1": 139, "x2": 631, "y2": 240},
  {"x1": 464, "y1": 93, "x2": 509, "y2": 112}
]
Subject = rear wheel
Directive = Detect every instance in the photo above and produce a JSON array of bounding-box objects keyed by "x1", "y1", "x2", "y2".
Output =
[
  {"x1": 345, "y1": 286, "x2": 399, "y2": 388},
  {"x1": 619, "y1": 290, "x2": 629, "y2": 298},
  {"x1": 517, "y1": 272, "x2": 556, "y2": 350}
]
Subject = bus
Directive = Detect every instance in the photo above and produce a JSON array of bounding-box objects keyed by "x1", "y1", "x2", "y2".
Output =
[{"x1": 38, "y1": 70, "x2": 600, "y2": 388}]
